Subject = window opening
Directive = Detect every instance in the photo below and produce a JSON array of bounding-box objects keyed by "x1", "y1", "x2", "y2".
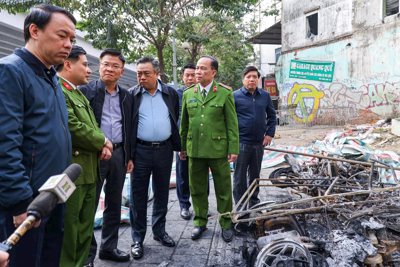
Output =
[
  {"x1": 306, "y1": 13, "x2": 318, "y2": 38},
  {"x1": 385, "y1": 0, "x2": 399, "y2": 16}
]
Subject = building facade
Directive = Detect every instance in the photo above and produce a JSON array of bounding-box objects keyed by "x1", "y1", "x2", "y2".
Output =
[{"x1": 275, "y1": 0, "x2": 400, "y2": 123}]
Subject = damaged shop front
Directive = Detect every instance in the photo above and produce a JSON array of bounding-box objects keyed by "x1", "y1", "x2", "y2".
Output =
[{"x1": 233, "y1": 150, "x2": 400, "y2": 267}]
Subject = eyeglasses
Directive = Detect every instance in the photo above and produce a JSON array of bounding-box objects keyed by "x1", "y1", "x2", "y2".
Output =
[{"x1": 100, "y1": 62, "x2": 123, "y2": 70}]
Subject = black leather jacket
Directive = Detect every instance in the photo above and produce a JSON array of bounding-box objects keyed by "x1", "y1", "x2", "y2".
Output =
[{"x1": 80, "y1": 79, "x2": 133, "y2": 165}]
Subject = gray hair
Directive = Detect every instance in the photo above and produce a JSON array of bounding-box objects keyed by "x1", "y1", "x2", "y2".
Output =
[{"x1": 137, "y1": 56, "x2": 160, "y2": 73}]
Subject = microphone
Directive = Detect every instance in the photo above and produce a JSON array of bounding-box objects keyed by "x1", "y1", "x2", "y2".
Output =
[
  {"x1": 31, "y1": 163, "x2": 81, "y2": 217},
  {"x1": 0, "y1": 164, "x2": 82, "y2": 252}
]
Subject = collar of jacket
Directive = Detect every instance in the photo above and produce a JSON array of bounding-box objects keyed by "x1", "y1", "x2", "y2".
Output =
[
  {"x1": 58, "y1": 76, "x2": 77, "y2": 91},
  {"x1": 15, "y1": 48, "x2": 56, "y2": 79},
  {"x1": 240, "y1": 86, "x2": 261, "y2": 96},
  {"x1": 96, "y1": 79, "x2": 122, "y2": 93},
  {"x1": 133, "y1": 79, "x2": 170, "y2": 96}
]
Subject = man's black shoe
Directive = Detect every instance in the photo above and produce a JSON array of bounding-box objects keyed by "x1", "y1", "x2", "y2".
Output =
[
  {"x1": 180, "y1": 208, "x2": 192, "y2": 220},
  {"x1": 153, "y1": 233, "x2": 176, "y2": 247},
  {"x1": 131, "y1": 242, "x2": 144, "y2": 260},
  {"x1": 221, "y1": 228, "x2": 234, "y2": 243},
  {"x1": 99, "y1": 248, "x2": 130, "y2": 262},
  {"x1": 191, "y1": 226, "x2": 207, "y2": 240}
]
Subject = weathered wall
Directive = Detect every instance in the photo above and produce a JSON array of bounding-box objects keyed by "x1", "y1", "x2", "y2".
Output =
[
  {"x1": 276, "y1": 0, "x2": 400, "y2": 122},
  {"x1": 282, "y1": 0, "x2": 352, "y2": 52}
]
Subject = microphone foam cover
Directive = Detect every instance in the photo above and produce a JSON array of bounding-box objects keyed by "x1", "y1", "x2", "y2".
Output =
[
  {"x1": 63, "y1": 163, "x2": 82, "y2": 183},
  {"x1": 27, "y1": 191, "x2": 58, "y2": 218}
]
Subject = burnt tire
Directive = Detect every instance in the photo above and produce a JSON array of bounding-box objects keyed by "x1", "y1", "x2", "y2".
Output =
[{"x1": 269, "y1": 167, "x2": 298, "y2": 186}]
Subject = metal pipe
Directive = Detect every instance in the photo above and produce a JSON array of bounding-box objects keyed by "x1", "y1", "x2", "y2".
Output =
[
  {"x1": 232, "y1": 185, "x2": 400, "y2": 216},
  {"x1": 264, "y1": 147, "x2": 400, "y2": 171}
]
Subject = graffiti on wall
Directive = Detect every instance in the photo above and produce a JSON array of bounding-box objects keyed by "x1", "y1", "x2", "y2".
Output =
[
  {"x1": 324, "y1": 83, "x2": 364, "y2": 107},
  {"x1": 285, "y1": 81, "x2": 400, "y2": 123},
  {"x1": 287, "y1": 83, "x2": 325, "y2": 123},
  {"x1": 359, "y1": 82, "x2": 400, "y2": 109}
]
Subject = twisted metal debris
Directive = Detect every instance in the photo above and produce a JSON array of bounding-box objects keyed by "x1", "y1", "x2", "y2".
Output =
[{"x1": 234, "y1": 149, "x2": 400, "y2": 267}]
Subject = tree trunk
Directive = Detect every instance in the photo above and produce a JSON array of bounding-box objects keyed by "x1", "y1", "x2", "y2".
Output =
[{"x1": 157, "y1": 46, "x2": 168, "y2": 83}]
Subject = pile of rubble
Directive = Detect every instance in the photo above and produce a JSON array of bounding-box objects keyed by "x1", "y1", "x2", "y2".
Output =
[
  {"x1": 233, "y1": 153, "x2": 400, "y2": 267},
  {"x1": 343, "y1": 119, "x2": 400, "y2": 154}
]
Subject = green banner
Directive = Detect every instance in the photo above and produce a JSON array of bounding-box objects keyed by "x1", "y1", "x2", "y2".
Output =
[{"x1": 289, "y1": 60, "x2": 335, "y2": 82}]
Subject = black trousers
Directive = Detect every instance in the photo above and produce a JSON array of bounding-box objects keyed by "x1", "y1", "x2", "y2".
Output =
[
  {"x1": 88, "y1": 147, "x2": 126, "y2": 260},
  {"x1": 233, "y1": 143, "x2": 264, "y2": 208},
  {"x1": 175, "y1": 153, "x2": 191, "y2": 210},
  {"x1": 129, "y1": 142, "x2": 173, "y2": 243}
]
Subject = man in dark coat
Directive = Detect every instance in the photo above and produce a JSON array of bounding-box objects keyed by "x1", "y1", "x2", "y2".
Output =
[
  {"x1": 129, "y1": 56, "x2": 181, "y2": 260},
  {"x1": 0, "y1": 4, "x2": 75, "y2": 267},
  {"x1": 80, "y1": 49, "x2": 133, "y2": 266},
  {"x1": 175, "y1": 63, "x2": 196, "y2": 220}
]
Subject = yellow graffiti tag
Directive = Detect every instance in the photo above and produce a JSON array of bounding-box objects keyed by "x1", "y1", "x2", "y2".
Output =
[{"x1": 287, "y1": 83, "x2": 325, "y2": 123}]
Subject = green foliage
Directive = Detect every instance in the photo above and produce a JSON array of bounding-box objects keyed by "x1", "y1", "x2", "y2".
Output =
[
  {"x1": 262, "y1": 0, "x2": 280, "y2": 17},
  {"x1": 175, "y1": 12, "x2": 255, "y2": 88},
  {"x1": 0, "y1": 0, "x2": 80, "y2": 13},
  {"x1": 0, "y1": 0, "x2": 41, "y2": 13},
  {"x1": 202, "y1": 0, "x2": 258, "y2": 18}
]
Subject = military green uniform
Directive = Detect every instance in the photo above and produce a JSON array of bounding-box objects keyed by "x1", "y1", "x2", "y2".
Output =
[
  {"x1": 180, "y1": 81, "x2": 239, "y2": 229},
  {"x1": 59, "y1": 78, "x2": 105, "y2": 267}
]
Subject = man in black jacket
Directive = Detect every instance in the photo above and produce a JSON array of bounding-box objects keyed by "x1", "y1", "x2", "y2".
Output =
[
  {"x1": 80, "y1": 49, "x2": 133, "y2": 266},
  {"x1": 129, "y1": 56, "x2": 180, "y2": 260},
  {"x1": 0, "y1": 4, "x2": 75, "y2": 267},
  {"x1": 233, "y1": 66, "x2": 276, "y2": 209}
]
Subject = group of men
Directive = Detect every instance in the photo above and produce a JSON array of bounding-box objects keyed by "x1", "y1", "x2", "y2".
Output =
[{"x1": 0, "y1": 3, "x2": 276, "y2": 267}]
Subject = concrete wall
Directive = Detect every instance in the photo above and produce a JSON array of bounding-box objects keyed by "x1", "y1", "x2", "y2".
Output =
[
  {"x1": 276, "y1": 0, "x2": 400, "y2": 123},
  {"x1": 281, "y1": 0, "x2": 352, "y2": 52}
]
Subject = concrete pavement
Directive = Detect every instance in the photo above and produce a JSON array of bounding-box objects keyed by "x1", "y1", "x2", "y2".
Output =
[{"x1": 92, "y1": 168, "x2": 273, "y2": 267}]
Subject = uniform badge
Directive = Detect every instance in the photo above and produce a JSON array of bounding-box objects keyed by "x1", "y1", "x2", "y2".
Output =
[
  {"x1": 62, "y1": 81, "x2": 73, "y2": 91},
  {"x1": 213, "y1": 85, "x2": 217, "y2": 93}
]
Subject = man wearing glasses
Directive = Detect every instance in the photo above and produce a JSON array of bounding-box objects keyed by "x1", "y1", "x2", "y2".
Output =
[{"x1": 80, "y1": 49, "x2": 133, "y2": 266}]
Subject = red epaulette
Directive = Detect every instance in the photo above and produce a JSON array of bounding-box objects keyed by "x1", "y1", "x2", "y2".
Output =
[{"x1": 62, "y1": 81, "x2": 73, "y2": 91}]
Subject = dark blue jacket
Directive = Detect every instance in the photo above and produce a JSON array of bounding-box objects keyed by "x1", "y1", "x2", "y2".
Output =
[
  {"x1": 130, "y1": 80, "x2": 181, "y2": 159},
  {"x1": 0, "y1": 48, "x2": 71, "y2": 214},
  {"x1": 233, "y1": 87, "x2": 277, "y2": 145},
  {"x1": 80, "y1": 79, "x2": 133, "y2": 165},
  {"x1": 176, "y1": 86, "x2": 185, "y2": 126}
]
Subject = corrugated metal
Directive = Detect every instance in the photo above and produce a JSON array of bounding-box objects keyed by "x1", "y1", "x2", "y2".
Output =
[
  {"x1": 0, "y1": 21, "x2": 137, "y2": 89},
  {"x1": 249, "y1": 21, "x2": 282, "y2": 45}
]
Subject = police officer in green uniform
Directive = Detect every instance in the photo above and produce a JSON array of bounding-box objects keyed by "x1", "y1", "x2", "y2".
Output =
[
  {"x1": 180, "y1": 56, "x2": 239, "y2": 242},
  {"x1": 57, "y1": 46, "x2": 113, "y2": 267}
]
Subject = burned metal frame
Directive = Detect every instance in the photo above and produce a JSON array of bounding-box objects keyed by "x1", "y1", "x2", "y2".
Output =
[
  {"x1": 232, "y1": 183, "x2": 400, "y2": 223},
  {"x1": 231, "y1": 148, "x2": 400, "y2": 224},
  {"x1": 235, "y1": 148, "x2": 400, "y2": 266}
]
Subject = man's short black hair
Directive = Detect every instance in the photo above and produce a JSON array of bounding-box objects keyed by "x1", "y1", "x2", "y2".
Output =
[
  {"x1": 68, "y1": 45, "x2": 86, "y2": 59},
  {"x1": 242, "y1": 65, "x2": 261, "y2": 78},
  {"x1": 55, "y1": 45, "x2": 86, "y2": 71},
  {"x1": 181, "y1": 63, "x2": 196, "y2": 75},
  {"x1": 199, "y1": 55, "x2": 218, "y2": 71},
  {"x1": 24, "y1": 4, "x2": 76, "y2": 43},
  {"x1": 137, "y1": 56, "x2": 160, "y2": 73},
  {"x1": 100, "y1": 48, "x2": 126, "y2": 64}
]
